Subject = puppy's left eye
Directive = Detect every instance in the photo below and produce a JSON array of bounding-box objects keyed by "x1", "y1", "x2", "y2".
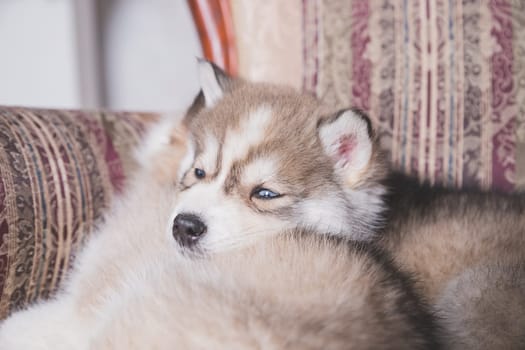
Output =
[
  {"x1": 251, "y1": 187, "x2": 281, "y2": 200},
  {"x1": 194, "y1": 168, "x2": 206, "y2": 179}
]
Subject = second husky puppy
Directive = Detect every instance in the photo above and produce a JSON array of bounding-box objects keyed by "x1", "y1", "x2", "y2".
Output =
[
  {"x1": 380, "y1": 174, "x2": 525, "y2": 349},
  {"x1": 0, "y1": 61, "x2": 439, "y2": 349}
]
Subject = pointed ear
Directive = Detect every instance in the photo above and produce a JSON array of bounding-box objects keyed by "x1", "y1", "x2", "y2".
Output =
[
  {"x1": 134, "y1": 114, "x2": 186, "y2": 170},
  {"x1": 197, "y1": 58, "x2": 233, "y2": 108},
  {"x1": 318, "y1": 108, "x2": 375, "y2": 186}
]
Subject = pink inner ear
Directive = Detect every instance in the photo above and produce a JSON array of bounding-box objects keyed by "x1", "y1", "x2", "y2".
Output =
[{"x1": 337, "y1": 135, "x2": 357, "y2": 164}]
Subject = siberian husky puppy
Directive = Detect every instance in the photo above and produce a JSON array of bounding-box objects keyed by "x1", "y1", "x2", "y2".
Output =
[
  {"x1": 379, "y1": 173, "x2": 525, "y2": 349},
  {"x1": 0, "y1": 61, "x2": 439, "y2": 349}
]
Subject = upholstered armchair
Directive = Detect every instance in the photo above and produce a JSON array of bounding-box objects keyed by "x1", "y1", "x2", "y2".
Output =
[{"x1": 1, "y1": 0, "x2": 524, "y2": 320}]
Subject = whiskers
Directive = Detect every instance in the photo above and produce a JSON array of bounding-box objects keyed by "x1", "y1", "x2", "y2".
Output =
[{"x1": 203, "y1": 223, "x2": 282, "y2": 253}]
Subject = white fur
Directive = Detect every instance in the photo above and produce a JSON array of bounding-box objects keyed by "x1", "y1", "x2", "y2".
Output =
[
  {"x1": 299, "y1": 195, "x2": 350, "y2": 236},
  {"x1": 197, "y1": 134, "x2": 220, "y2": 172},
  {"x1": 172, "y1": 179, "x2": 289, "y2": 252},
  {"x1": 133, "y1": 112, "x2": 182, "y2": 168},
  {"x1": 198, "y1": 60, "x2": 224, "y2": 107},
  {"x1": 177, "y1": 134, "x2": 196, "y2": 180},
  {"x1": 298, "y1": 186, "x2": 384, "y2": 241},
  {"x1": 0, "y1": 297, "x2": 89, "y2": 350},
  {"x1": 343, "y1": 186, "x2": 386, "y2": 239},
  {"x1": 221, "y1": 106, "x2": 273, "y2": 168},
  {"x1": 242, "y1": 156, "x2": 279, "y2": 186}
]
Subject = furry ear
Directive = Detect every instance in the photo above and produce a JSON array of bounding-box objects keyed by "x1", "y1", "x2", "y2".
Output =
[
  {"x1": 197, "y1": 58, "x2": 232, "y2": 108},
  {"x1": 318, "y1": 109, "x2": 374, "y2": 186},
  {"x1": 134, "y1": 114, "x2": 185, "y2": 169}
]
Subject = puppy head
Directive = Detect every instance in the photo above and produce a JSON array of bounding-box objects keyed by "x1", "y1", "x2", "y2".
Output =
[{"x1": 142, "y1": 60, "x2": 387, "y2": 253}]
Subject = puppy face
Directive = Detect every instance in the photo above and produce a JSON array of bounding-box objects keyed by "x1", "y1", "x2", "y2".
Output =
[{"x1": 146, "y1": 61, "x2": 387, "y2": 253}]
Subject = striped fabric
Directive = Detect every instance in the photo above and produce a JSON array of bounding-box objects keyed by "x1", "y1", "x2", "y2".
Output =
[
  {"x1": 0, "y1": 107, "x2": 157, "y2": 319},
  {"x1": 303, "y1": 0, "x2": 525, "y2": 191}
]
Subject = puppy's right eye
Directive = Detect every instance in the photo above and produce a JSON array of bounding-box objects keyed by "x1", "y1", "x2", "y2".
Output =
[
  {"x1": 251, "y1": 187, "x2": 281, "y2": 200},
  {"x1": 194, "y1": 168, "x2": 206, "y2": 179}
]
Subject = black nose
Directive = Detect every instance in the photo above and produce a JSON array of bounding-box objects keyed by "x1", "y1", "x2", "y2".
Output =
[{"x1": 172, "y1": 213, "x2": 207, "y2": 247}]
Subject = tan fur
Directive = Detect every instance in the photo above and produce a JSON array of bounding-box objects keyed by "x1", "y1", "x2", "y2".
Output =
[
  {"x1": 380, "y1": 195, "x2": 525, "y2": 301},
  {"x1": 379, "y1": 178, "x2": 525, "y2": 349},
  {"x1": 435, "y1": 263, "x2": 525, "y2": 349}
]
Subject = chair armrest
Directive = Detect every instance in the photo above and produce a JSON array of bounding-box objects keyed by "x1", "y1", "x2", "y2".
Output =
[{"x1": 0, "y1": 106, "x2": 158, "y2": 319}]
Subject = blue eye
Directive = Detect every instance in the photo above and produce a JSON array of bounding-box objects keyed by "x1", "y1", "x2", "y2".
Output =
[
  {"x1": 252, "y1": 188, "x2": 281, "y2": 200},
  {"x1": 194, "y1": 168, "x2": 206, "y2": 179}
]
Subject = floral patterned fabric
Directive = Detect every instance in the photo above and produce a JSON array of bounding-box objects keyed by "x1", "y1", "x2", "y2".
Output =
[
  {"x1": 0, "y1": 107, "x2": 157, "y2": 319},
  {"x1": 302, "y1": 0, "x2": 525, "y2": 191}
]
